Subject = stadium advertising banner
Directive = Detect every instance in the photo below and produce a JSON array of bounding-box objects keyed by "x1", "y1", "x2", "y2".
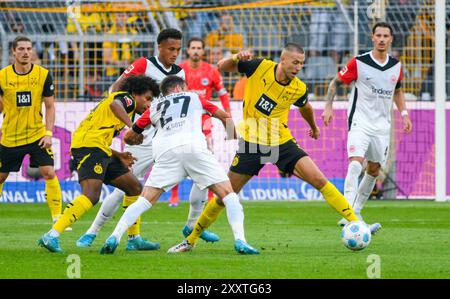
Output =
[{"x1": 0, "y1": 101, "x2": 447, "y2": 203}]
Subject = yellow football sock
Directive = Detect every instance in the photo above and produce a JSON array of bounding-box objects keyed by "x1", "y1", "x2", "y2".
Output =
[
  {"x1": 123, "y1": 195, "x2": 141, "y2": 236},
  {"x1": 187, "y1": 197, "x2": 224, "y2": 245},
  {"x1": 53, "y1": 194, "x2": 93, "y2": 233},
  {"x1": 320, "y1": 181, "x2": 358, "y2": 222},
  {"x1": 45, "y1": 177, "x2": 63, "y2": 221},
  {"x1": 0, "y1": 182, "x2": 3, "y2": 197}
]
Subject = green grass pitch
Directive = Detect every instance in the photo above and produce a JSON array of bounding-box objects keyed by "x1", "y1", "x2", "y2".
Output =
[{"x1": 0, "y1": 200, "x2": 449, "y2": 279}]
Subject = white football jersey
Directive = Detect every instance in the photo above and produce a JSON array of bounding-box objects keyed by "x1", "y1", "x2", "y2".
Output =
[
  {"x1": 123, "y1": 56, "x2": 186, "y2": 147},
  {"x1": 150, "y1": 91, "x2": 219, "y2": 160},
  {"x1": 338, "y1": 51, "x2": 403, "y2": 136}
]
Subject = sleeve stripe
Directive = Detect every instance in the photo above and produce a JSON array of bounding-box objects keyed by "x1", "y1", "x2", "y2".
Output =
[
  {"x1": 132, "y1": 123, "x2": 144, "y2": 134},
  {"x1": 217, "y1": 88, "x2": 228, "y2": 96}
]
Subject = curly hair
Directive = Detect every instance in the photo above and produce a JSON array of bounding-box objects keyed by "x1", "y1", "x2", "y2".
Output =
[{"x1": 120, "y1": 75, "x2": 160, "y2": 97}]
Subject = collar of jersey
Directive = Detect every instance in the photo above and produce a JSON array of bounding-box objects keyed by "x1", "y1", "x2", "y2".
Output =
[
  {"x1": 12, "y1": 63, "x2": 34, "y2": 76},
  {"x1": 273, "y1": 64, "x2": 292, "y2": 86}
]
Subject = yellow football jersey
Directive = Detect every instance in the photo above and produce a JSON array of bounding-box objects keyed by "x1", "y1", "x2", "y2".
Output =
[
  {"x1": 71, "y1": 91, "x2": 136, "y2": 156},
  {"x1": 238, "y1": 59, "x2": 308, "y2": 145},
  {"x1": 0, "y1": 64, "x2": 54, "y2": 147}
]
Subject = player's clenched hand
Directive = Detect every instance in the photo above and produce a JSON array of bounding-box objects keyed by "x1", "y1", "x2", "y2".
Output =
[
  {"x1": 38, "y1": 135, "x2": 52, "y2": 149},
  {"x1": 119, "y1": 151, "x2": 137, "y2": 168},
  {"x1": 124, "y1": 129, "x2": 144, "y2": 145},
  {"x1": 308, "y1": 126, "x2": 320, "y2": 140},
  {"x1": 403, "y1": 115, "x2": 412, "y2": 133},
  {"x1": 236, "y1": 50, "x2": 253, "y2": 61},
  {"x1": 321, "y1": 105, "x2": 333, "y2": 126}
]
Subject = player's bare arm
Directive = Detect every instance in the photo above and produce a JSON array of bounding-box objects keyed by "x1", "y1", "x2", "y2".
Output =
[
  {"x1": 110, "y1": 99, "x2": 133, "y2": 128},
  {"x1": 111, "y1": 149, "x2": 137, "y2": 168},
  {"x1": 0, "y1": 94, "x2": 3, "y2": 113},
  {"x1": 393, "y1": 88, "x2": 412, "y2": 133},
  {"x1": 213, "y1": 109, "x2": 237, "y2": 140},
  {"x1": 39, "y1": 95, "x2": 56, "y2": 149},
  {"x1": 299, "y1": 102, "x2": 320, "y2": 140},
  {"x1": 321, "y1": 75, "x2": 343, "y2": 126},
  {"x1": 124, "y1": 106, "x2": 151, "y2": 145},
  {"x1": 217, "y1": 50, "x2": 253, "y2": 73},
  {"x1": 109, "y1": 74, "x2": 127, "y2": 94},
  {"x1": 123, "y1": 128, "x2": 144, "y2": 145}
]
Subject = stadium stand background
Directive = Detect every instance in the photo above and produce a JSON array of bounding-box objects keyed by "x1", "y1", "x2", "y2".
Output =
[
  {"x1": 1, "y1": 0, "x2": 447, "y2": 101},
  {"x1": 0, "y1": 0, "x2": 449, "y2": 201}
]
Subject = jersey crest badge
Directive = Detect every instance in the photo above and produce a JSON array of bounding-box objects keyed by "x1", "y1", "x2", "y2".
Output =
[
  {"x1": 232, "y1": 155, "x2": 239, "y2": 167},
  {"x1": 124, "y1": 96, "x2": 133, "y2": 107},
  {"x1": 349, "y1": 145, "x2": 356, "y2": 153},
  {"x1": 390, "y1": 75, "x2": 397, "y2": 84},
  {"x1": 201, "y1": 78, "x2": 209, "y2": 86},
  {"x1": 94, "y1": 163, "x2": 103, "y2": 175},
  {"x1": 31, "y1": 77, "x2": 38, "y2": 87}
]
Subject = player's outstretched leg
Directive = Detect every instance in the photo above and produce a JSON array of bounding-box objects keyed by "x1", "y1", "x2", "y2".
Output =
[
  {"x1": 354, "y1": 172, "x2": 381, "y2": 234},
  {"x1": 293, "y1": 156, "x2": 359, "y2": 222},
  {"x1": 184, "y1": 183, "x2": 220, "y2": 243},
  {"x1": 169, "y1": 180, "x2": 259, "y2": 255},
  {"x1": 39, "y1": 194, "x2": 94, "y2": 253},
  {"x1": 319, "y1": 181, "x2": 383, "y2": 239},
  {"x1": 220, "y1": 192, "x2": 258, "y2": 254},
  {"x1": 340, "y1": 171, "x2": 382, "y2": 235},
  {"x1": 122, "y1": 194, "x2": 159, "y2": 251},
  {"x1": 338, "y1": 160, "x2": 363, "y2": 227},
  {"x1": 320, "y1": 181, "x2": 359, "y2": 221},
  {"x1": 100, "y1": 186, "x2": 162, "y2": 255},
  {"x1": 101, "y1": 196, "x2": 160, "y2": 254},
  {"x1": 170, "y1": 195, "x2": 258, "y2": 254}
]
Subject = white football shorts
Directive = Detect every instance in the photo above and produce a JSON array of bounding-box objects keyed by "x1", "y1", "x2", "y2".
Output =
[
  {"x1": 145, "y1": 144, "x2": 229, "y2": 191},
  {"x1": 347, "y1": 129, "x2": 390, "y2": 167},
  {"x1": 122, "y1": 125, "x2": 155, "y2": 180},
  {"x1": 125, "y1": 143, "x2": 154, "y2": 181}
]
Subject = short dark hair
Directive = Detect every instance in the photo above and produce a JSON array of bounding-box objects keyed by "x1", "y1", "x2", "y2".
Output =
[
  {"x1": 12, "y1": 35, "x2": 32, "y2": 50},
  {"x1": 160, "y1": 75, "x2": 185, "y2": 96},
  {"x1": 157, "y1": 28, "x2": 182, "y2": 44},
  {"x1": 187, "y1": 37, "x2": 204, "y2": 49},
  {"x1": 372, "y1": 22, "x2": 393, "y2": 36},
  {"x1": 284, "y1": 42, "x2": 305, "y2": 54},
  {"x1": 120, "y1": 75, "x2": 160, "y2": 97}
]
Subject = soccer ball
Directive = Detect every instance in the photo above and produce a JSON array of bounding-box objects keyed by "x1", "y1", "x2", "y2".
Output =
[{"x1": 341, "y1": 220, "x2": 371, "y2": 251}]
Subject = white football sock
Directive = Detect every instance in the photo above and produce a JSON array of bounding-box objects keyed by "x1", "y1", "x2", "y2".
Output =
[
  {"x1": 344, "y1": 161, "x2": 363, "y2": 208},
  {"x1": 48, "y1": 228, "x2": 60, "y2": 238},
  {"x1": 86, "y1": 188, "x2": 125, "y2": 235},
  {"x1": 111, "y1": 196, "x2": 152, "y2": 242},
  {"x1": 186, "y1": 184, "x2": 208, "y2": 228},
  {"x1": 353, "y1": 173, "x2": 377, "y2": 214},
  {"x1": 223, "y1": 192, "x2": 246, "y2": 242}
]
